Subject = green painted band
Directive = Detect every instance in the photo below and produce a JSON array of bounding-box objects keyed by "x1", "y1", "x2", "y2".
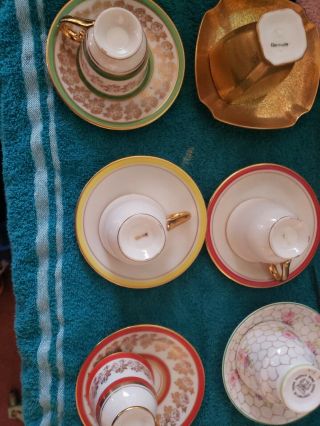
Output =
[
  {"x1": 83, "y1": 40, "x2": 150, "y2": 81},
  {"x1": 77, "y1": 49, "x2": 154, "y2": 100},
  {"x1": 47, "y1": 0, "x2": 185, "y2": 130}
]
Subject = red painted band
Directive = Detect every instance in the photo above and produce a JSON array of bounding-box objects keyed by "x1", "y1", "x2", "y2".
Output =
[
  {"x1": 206, "y1": 164, "x2": 320, "y2": 288},
  {"x1": 76, "y1": 325, "x2": 205, "y2": 426}
]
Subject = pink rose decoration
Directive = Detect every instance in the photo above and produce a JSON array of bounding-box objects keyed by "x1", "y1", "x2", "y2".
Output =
[
  {"x1": 314, "y1": 314, "x2": 320, "y2": 324},
  {"x1": 237, "y1": 349, "x2": 250, "y2": 368},
  {"x1": 306, "y1": 341, "x2": 317, "y2": 355},
  {"x1": 282, "y1": 310, "x2": 295, "y2": 326},
  {"x1": 229, "y1": 370, "x2": 240, "y2": 387},
  {"x1": 282, "y1": 330, "x2": 297, "y2": 340}
]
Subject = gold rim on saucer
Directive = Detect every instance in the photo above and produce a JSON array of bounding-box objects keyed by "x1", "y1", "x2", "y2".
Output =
[
  {"x1": 75, "y1": 156, "x2": 207, "y2": 288},
  {"x1": 46, "y1": 0, "x2": 185, "y2": 130},
  {"x1": 76, "y1": 324, "x2": 205, "y2": 426},
  {"x1": 195, "y1": 0, "x2": 320, "y2": 129}
]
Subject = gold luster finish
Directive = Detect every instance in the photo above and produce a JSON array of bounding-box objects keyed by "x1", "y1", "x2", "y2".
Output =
[{"x1": 195, "y1": 0, "x2": 320, "y2": 129}]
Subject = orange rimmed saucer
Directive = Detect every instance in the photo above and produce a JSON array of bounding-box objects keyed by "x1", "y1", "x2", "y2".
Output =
[
  {"x1": 76, "y1": 325, "x2": 205, "y2": 425},
  {"x1": 195, "y1": 0, "x2": 320, "y2": 129},
  {"x1": 75, "y1": 156, "x2": 207, "y2": 289},
  {"x1": 206, "y1": 164, "x2": 320, "y2": 288}
]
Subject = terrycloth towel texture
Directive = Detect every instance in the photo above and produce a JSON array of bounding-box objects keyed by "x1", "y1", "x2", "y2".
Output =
[{"x1": 1, "y1": 0, "x2": 319, "y2": 425}]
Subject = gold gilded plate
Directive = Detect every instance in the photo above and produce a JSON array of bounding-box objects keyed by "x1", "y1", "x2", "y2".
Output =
[{"x1": 195, "y1": 0, "x2": 320, "y2": 129}]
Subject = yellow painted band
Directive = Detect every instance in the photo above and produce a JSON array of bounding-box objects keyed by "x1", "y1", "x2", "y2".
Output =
[{"x1": 75, "y1": 156, "x2": 207, "y2": 288}]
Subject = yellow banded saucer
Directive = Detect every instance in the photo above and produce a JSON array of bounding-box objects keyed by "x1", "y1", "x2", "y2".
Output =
[{"x1": 75, "y1": 156, "x2": 207, "y2": 288}]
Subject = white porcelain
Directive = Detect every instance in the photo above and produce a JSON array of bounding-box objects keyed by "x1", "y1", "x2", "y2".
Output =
[
  {"x1": 94, "y1": 8, "x2": 142, "y2": 60},
  {"x1": 226, "y1": 198, "x2": 310, "y2": 264},
  {"x1": 111, "y1": 406, "x2": 155, "y2": 426},
  {"x1": 257, "y1": 9, "x2": 307, "y2": 66},
  {"x1": 207, "y1": 165, "x2": 319, "y2": 287},
  {"x1": 87, "y1": 352, "x2": 156, "y2": 426},
  {"x1": 99, "y1": 194, "x2": 168, "y2": 264},
  {"x1": 76, "y1": 324, "x2": 205, "y2": 426},
  {"x1": 100, "y1": 386, "x2": 157, "y2": 426},
  {"x1": 223, "y1": 302, "x2": 320, "y2": 424},
  {"x1": 79, "y1": 42, "x2": 149, "y2": 97},
  {"x1": 86, "y1": 11, "x2": 148, "y2": 75},
  {"x1": 236, "y1": 321, "x2": 320, "y2": 413},
  {"x1": 77, "y1": 7, "x2": 149, "y2": 96},
  {"x1": 77, "y1": 157, "x2": 206, "y2": 288}
]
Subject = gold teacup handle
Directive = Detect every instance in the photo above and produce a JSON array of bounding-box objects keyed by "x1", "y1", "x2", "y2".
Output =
[
  {"x1": 166, "y1": 212, "x2": 191, "y2": 231},
  {"x1": 269, "y1": 259, "x2": 291, "y2": 282},
  {"x1": 59, "y1": 15, "x2": 95, "y2": 42}
]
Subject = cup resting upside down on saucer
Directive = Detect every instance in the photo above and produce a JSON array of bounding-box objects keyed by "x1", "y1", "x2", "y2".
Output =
[
  {"x1": 226, "y1": 198, "x2": 310, "y2": 281},
  {"x1": 99, "y1": 194, "x2": 191, "y2": 265}
]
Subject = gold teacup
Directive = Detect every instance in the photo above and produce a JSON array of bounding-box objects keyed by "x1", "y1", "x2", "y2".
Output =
[{"x1": 209, "y1": 8, "x2": 307, "y2": 103}]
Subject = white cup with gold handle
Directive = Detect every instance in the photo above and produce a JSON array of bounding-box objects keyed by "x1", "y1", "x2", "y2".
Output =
[{"x1": 99, "y1": 194, "x2": 191, "y2": 264}]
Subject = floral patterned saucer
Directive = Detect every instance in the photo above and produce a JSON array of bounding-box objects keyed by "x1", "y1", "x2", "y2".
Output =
[
  {"x1": 223, "y1": 302, "x2": 320, "y2": 425},
  {"x1": 76, "y1": 325, "x2": 205, "y2": 425},
  {"x1": 46, "y1": 0, "x2": 185, "y2": 130},
  {"x1": 206, "y1": 164, "x2": 320, "y2": 288}
]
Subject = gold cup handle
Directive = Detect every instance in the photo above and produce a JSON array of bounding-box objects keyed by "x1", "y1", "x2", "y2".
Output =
[
  {"x1": 269, "y1": 259, "x2": 291, "y2": 282},
  {"x1": 59, "y1": 15, "x2": 95, "y2": 42},
  {"x1": 166, "y1": 212, "x2": 191, "y2": 231}
]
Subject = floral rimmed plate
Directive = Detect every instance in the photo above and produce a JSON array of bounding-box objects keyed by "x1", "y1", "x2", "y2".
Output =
[
  {"x1": 46, "y1": 0, "x2": 185, "y2": 130},
  {"x1": 75, "y1": 156, "x2": 207, "y2": 289},
  {"x1": 195, "y1": 0, "x2": 320, "y2": 129},
  {"x1": 76, "y1": 325, "x2": 205, "y2": 425},
  {"x1": 223, "y1": 302, "x2": 320, "y2": 424},
  {"x1": 206, "y1": 164, "x2": 320, "y2": 288}
]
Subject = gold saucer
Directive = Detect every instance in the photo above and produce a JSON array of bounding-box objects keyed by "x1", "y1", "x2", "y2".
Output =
[{"x1": 195, "y1": 0, "x2": 320, "y2": 129}]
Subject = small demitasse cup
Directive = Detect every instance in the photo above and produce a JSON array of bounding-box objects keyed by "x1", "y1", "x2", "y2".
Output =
[
  {"x1": 59, "y1": 7, "x2": 149, "y2": 97},
  {"x1": 87, "y1": 352, "x2": 157, "y2": 426},
  {"x1": 226, "y1": 198, "x2": 310, "y2": 281},
  {"x1": 99, "y1": 194, "x2": 191, "y2": 264},
  {"x1": 236, "y1": 321, "x2": 320, "y2": 413},
  {"x1": 209, "y1": 8, "x2": 307, "y2": 102}
]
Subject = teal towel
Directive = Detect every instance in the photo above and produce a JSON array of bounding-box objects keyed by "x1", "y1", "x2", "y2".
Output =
[{"x1": 1, "y1": 0, "x2": 319, "y2": 425}]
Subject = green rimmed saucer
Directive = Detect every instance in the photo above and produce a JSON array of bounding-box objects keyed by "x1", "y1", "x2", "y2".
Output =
[{"x1": 46, "y1": 0, "x2": 185, "y2": 130}]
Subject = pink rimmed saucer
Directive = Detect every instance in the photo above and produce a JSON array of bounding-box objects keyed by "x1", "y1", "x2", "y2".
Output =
[
  {"x1": 76, "y1": 325, "x2": 205, "y2": 425},
  {"x1": 206, "y1": 164, "x2": 320, "y2": 288},
  {"x1": 223, "y1": 302, "x2": 320, "y2": 424}
]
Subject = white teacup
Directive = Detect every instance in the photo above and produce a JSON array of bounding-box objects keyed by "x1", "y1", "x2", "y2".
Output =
[
  {"x1": 226, "y1": 198, "x2": 310, "y2": 281},
  {"x1": 99, "y1": 194, "x2": 191, "y2": 264},
  {"x1": 87, "y1": 353, "x2": 157, "y2": 426},
  {"x1": 59, "y1": 8, "x2": 149, "y2": 97},
  {"x1": 237, "y1": 321, "x2": 320, "y2": 413}
]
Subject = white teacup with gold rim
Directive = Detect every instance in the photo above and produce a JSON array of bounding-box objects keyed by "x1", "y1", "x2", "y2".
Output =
[
  {"x1": 99, "y1": 194, "x2": 191, "y2": 265},
  {"x1": 87, "y1": 352, "x2": 157, "y2": 426},
  {"x1": 59, "y1": 7, "x2": 149, "y2": 97},
  {"x1": 226, "y1": 198, "x2": 310, "y2": 281}
]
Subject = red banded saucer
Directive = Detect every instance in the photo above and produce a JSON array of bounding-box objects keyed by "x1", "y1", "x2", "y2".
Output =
[
  {"x1": 206, "y1": 164, "x2": 320, "y2": 288},
  {"x1": 76, "y1": 325, "x2": 205, "y2": 425}
]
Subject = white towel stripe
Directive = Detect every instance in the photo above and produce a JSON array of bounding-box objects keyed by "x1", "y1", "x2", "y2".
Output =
[
  {"x1": 15, "y1": 1, "x2": 52, "y2": 424},
  {"x1": 35, "y1": 0, "x2": 65, "y2": 423}
]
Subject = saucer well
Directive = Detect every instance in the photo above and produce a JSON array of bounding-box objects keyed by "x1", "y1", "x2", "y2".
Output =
[
  {"x1": 75, "y1": 156, "x2": 207, "y2": 288},
  {"x1": 223, "y1": 302, "x2": 320, "y2": 424},
  {"x1": 206, "y1": 164, "x2": 320, "y2": 288},
  {"x1": 46, "y1": 0, "x2": 185, "y2": 130},
  {"x1": 76, "y1": 324, "x2": 205, "y2": 425},
  {"x1": 297, "y1": 0, "x2": 320, "y2": 29},
  {"x1": 195, "y1": 0, "x2": 320, "y2": 129}
]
